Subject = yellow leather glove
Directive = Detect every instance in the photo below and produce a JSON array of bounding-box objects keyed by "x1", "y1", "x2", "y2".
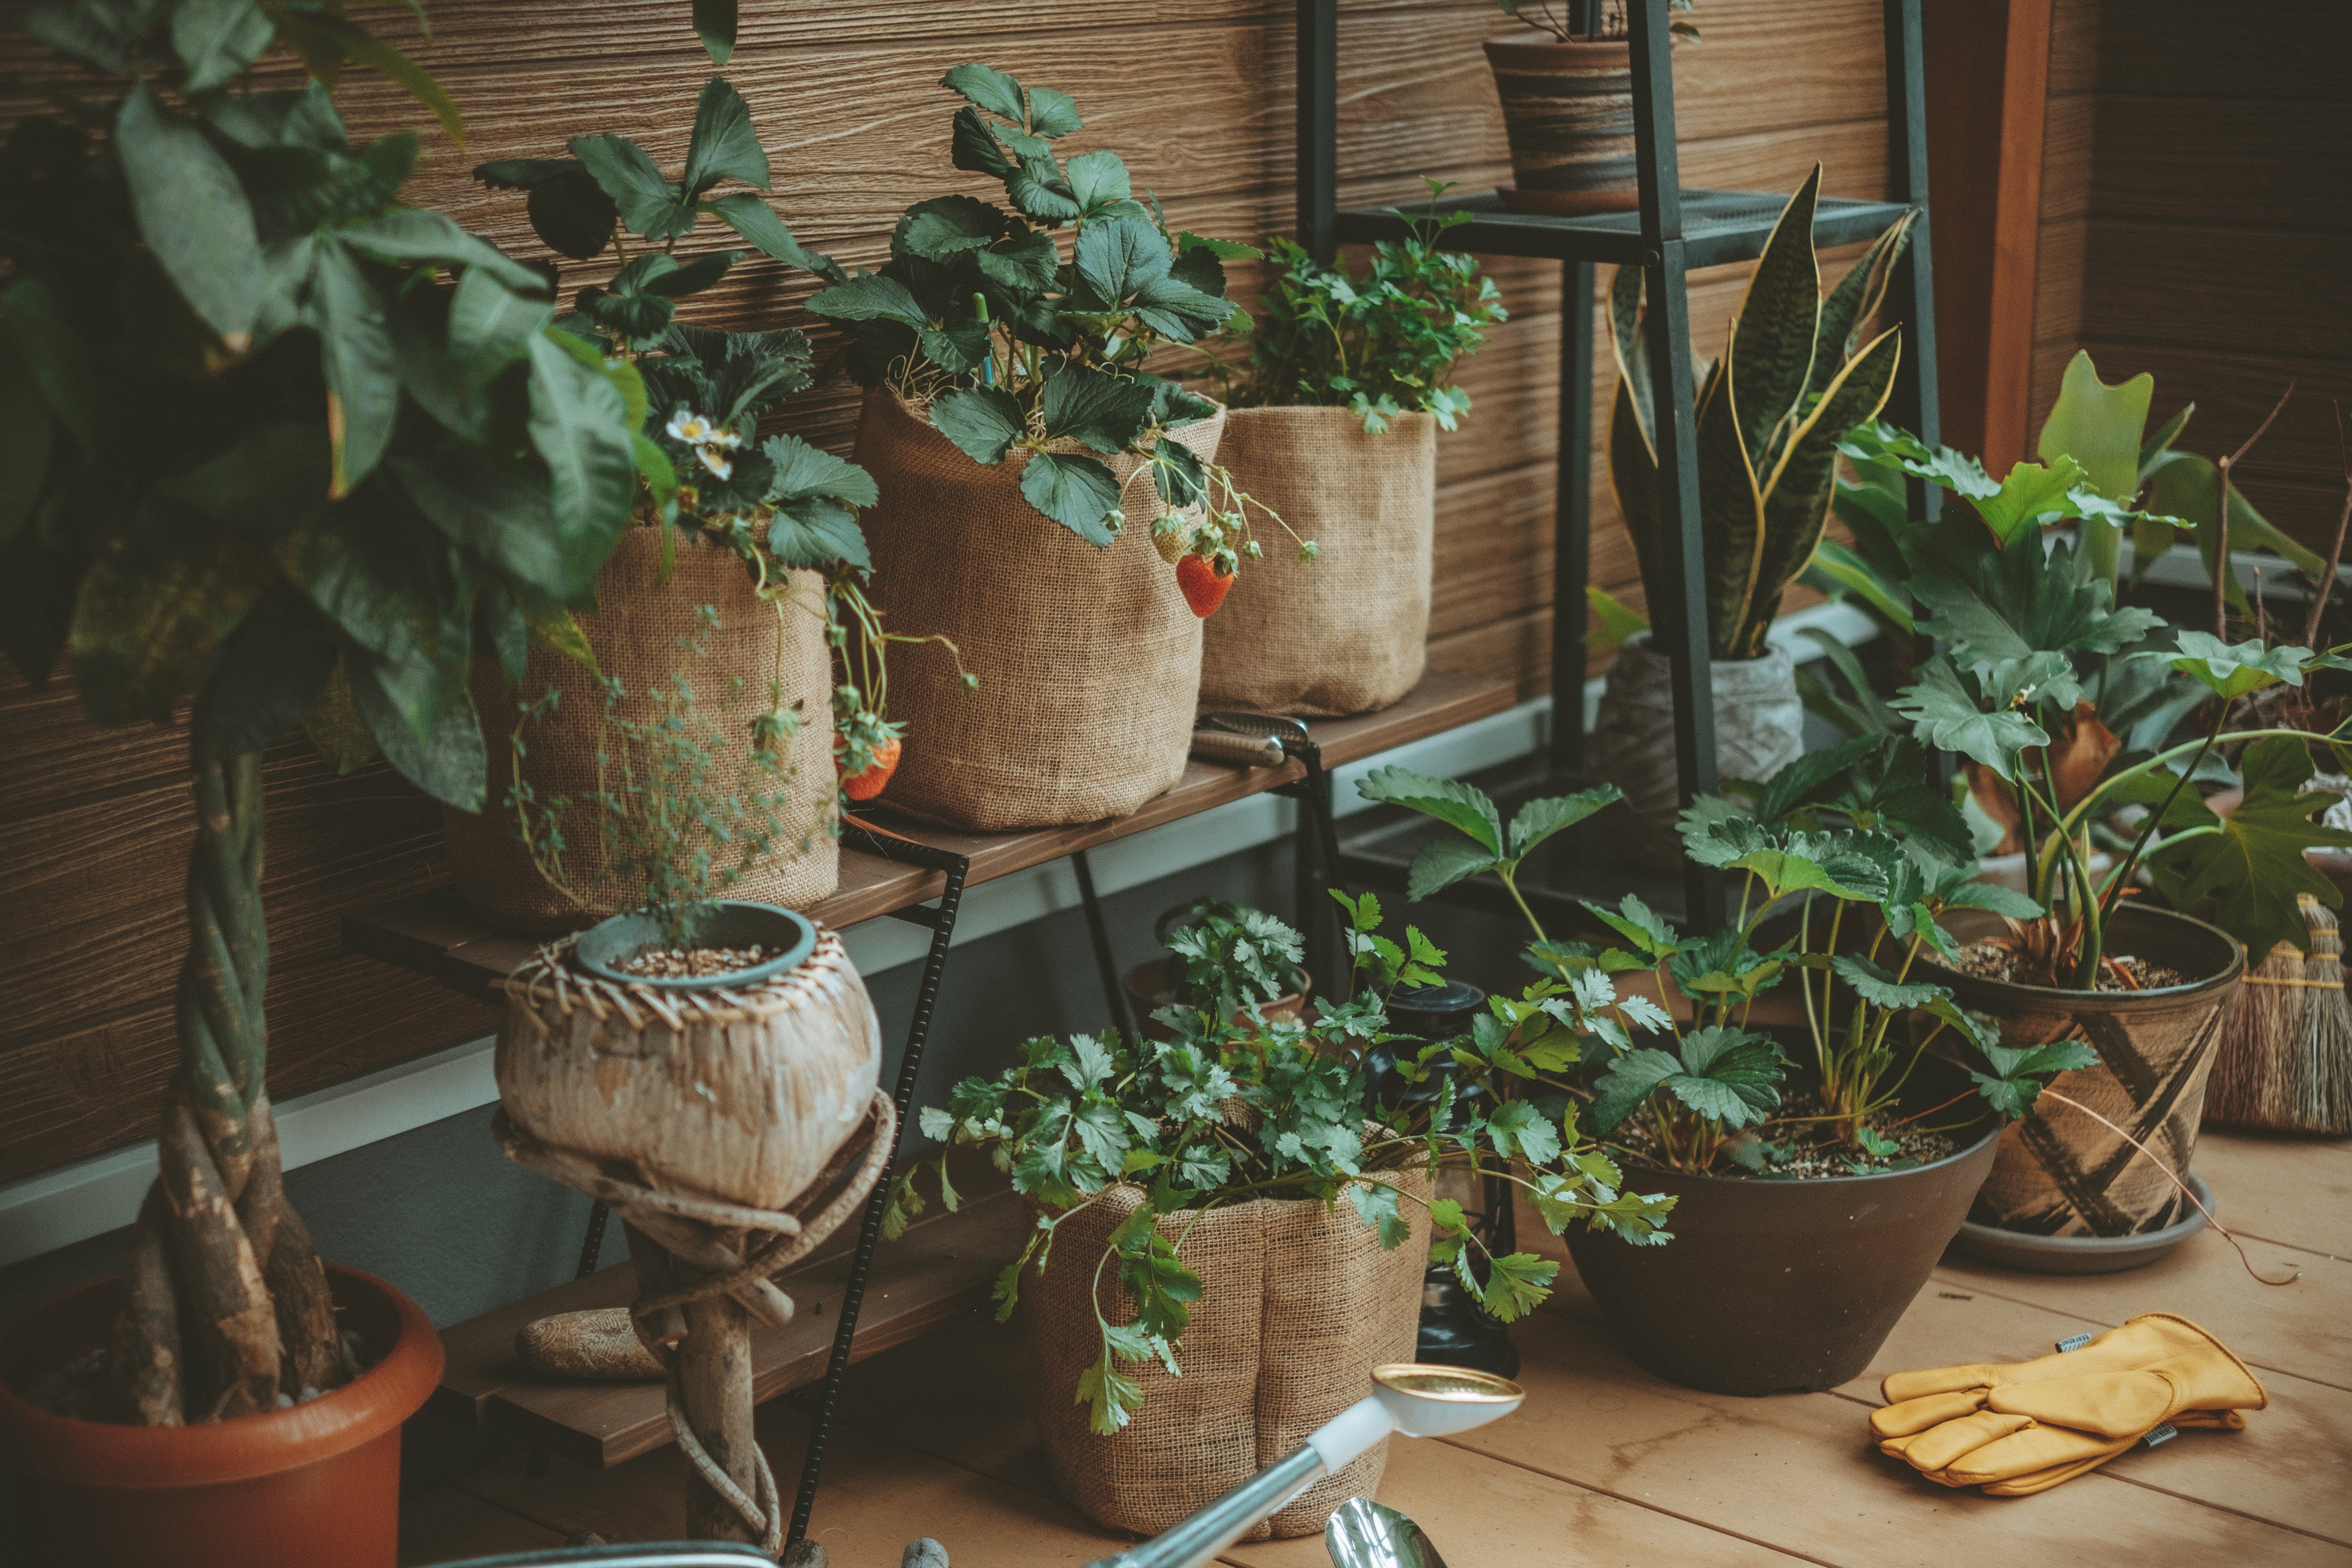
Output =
[{"x1": 1871, "y1": 1315, "x2": 2266, "y2": 1496}]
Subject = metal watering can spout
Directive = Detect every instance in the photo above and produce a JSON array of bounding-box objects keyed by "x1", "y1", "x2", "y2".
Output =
[{"x1": 1078, "y1": 1364, "x2": 1525, "y2": 1568}]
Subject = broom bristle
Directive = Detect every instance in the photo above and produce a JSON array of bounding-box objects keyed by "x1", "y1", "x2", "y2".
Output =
[{"x1": 2208, "y1": 894, "x2": 2352, "y2": 1134}]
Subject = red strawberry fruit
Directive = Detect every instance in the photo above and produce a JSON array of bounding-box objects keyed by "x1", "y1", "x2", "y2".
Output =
[
  {"x1": 840, "y1": 735, "x2": 902, "y2": 801},
  {"x1": 1177, "y1": 553, "x2": 1233, "y2": 618}
]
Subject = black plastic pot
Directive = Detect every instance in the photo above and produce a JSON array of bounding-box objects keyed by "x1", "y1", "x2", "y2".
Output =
[
  {"x1": 1563, "y1": 1058, "x2": 2000, "y2": 1396},
  {"x1": 1921, "y1": 903, "x2": 2242, "y2": 1243}
]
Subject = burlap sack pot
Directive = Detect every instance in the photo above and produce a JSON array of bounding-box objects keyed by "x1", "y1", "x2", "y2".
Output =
[
  {"x1": 1199, "y1": 406, "x2": 1435, "y2": 717},
  {"x1": 444, "y1": 526, "x2": 838, "y2": 931},
  {"x1": 1022, "y1": 1166, "x2": 1431, "y2": 1540},
  {"x1": 854, "y1": 390, "x2": 1225, "y2": 831}
]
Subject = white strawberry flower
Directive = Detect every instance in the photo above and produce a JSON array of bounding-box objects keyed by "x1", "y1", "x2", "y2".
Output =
[
  {"x1": 695, "y1": 446, "x2": 734, "y2": 481},
  {"x1": 667, "y1": 408, "x2": 715, "y2": 444}
]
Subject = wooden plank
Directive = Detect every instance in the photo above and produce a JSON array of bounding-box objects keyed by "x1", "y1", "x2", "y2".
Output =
[
  {"x1": 2087, "y1": 98, "x2": 2350, "y2": 233},
  {"x1": 2193, "y1": 1128, "x2": 2352, "y2": 1258},
  {"x1": 2089, "y1": 0, "x2": 2346, "y2": 103},
  {"x1": 477, "y1": 1188, "x2": 1033, "y2": 1469},
  {"x1": 2079, "y1": 221, "x2": 2349, "y2": 364},
  {"x1": 398, "y1": 1487, "x2": 565, "y2": 1566}
]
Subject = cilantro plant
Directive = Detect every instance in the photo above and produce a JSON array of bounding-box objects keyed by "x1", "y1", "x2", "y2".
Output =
[
  {"x1": 887, "y1": 900, "x2": 1676, "y2": 1434},
  {"x1": 1359, "y1": 750, "x2": 2088, "y2": 1175},
  {"x1": 1204, "y1": 184, "x2": 1505, "y2": 433},
  {"x1": 806, "y1": 65, "x2": 1303, "y2": 574},
  {"x1": 1828, "y1": 423, "x2": 2352, "y2": 981}
]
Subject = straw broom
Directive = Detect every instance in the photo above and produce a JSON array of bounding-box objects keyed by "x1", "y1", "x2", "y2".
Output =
[{"x1": 2207, "y1": 894, "x2": 2352, "y2": 1133}]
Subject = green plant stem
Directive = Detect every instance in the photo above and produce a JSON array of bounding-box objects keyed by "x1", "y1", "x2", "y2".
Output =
[
  {"x1": 1498, "y1": 864, "x2": 1547, "y2": 944},
  {"x1": 2097, "y1": 696, "x2": 2230, "y2": 916}
]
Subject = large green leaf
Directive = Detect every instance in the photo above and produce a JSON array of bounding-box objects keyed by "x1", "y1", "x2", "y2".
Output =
[
  {"x1": 173, "y1": 0, "x2": 274, "y2": 93},
  {"x1": 1355, "y1": 765, "x2": 1504, "y2": 857},
  {"x1": 941, "y1": 63, "x2": 1029, "y2": 123},
  {"x1": 571, "y1": 133, "x2": 692, "y2": 242},
  {"x1": 930, "y1": 385, "x2": 1028, "y2": 466},
  {"x1": 349, "y1": 647, "x2": 485, "y2": 809},
  {"x1": 341, "y1": 209, "x2": 547, "y2": 295},
  {"x1": 313, "y1": 241, "x2": 398, "y2": 495},
  {"x1": 1724, "y1": 165, "x2": 1822, "y2": 467},
  {"x1": 1405, "y1": 835, "x2": 1500, "y2": 900},
  {"x1": 2149, "y1": 735, "x2": 2352, "y2": 956},
  {"x1": 682, "y1": 76, "x2": 768, "y2": 197},
  {"x1": 1694, "y1": 338, "x2": 1765, "y2": 658},
  {"x1": 0, "y1": 278, "x2": 98, "y2": 454},
  {"x1": 274, "y1": 507, "x2": 446, "y2": 670},
  {"x1": 390, "y1": 449, "x2": 586, "y2": 598},
  {"x1": 692, "y1": 0, "x2": 735, "y2": 63},
  {"x1": 807, "y1": 272, "x2": 929, "y2": 327},
  {"x1": 763, "y1": 431, "x2": 878, "y2": 508},
  {"x1": 2037, "y1": 350, "x2": 2152, "y2": 504},
  {"x1": 446, "y1": 269, "x2": 554, "y2": 390},
  {"x1": 896, "y1": 195, "x2": 1006, "y2": 261},
  {"x1": 70, "y1": 527, "x2": 274, "y2": 724},
  {"x1": 1808, "y1": 211, "x2": 1913, "y2": 400},
  {"x1": 312, "y1": 18, "x2": 464, "y2": 146},
  {"x1": 1039, "y1": 366, "x2": 1156, "y2": 454},
  {"x1": 1508, "y1": 786, "x2": 1622, "y2": 859},
  {"x1": 2167, "y1": 630, "x2": 2309, "y2": 701},
  {"x1": 195, "y1": 584, "x2": 340, "y2": 756},
  {"x1": 1018, "y1": 451, "x2": 1122, "y2": 543},
  {"x1": 117, "y1": 82, "x2": 263, "y2": 341},
  {"x1": 1889, "y1": 657, "x2": 2048, "y2": 780},
  {"x1": 1074, "y1": 211, "x2": 1169, "y2": 306},
  {"x1": 526, "y1": 330, "x2": 637, "y2": 547},
  {"x1": 2143, "y1": 449, "x2": 2327, "y2": 616},
  {"x1": 154, "y1": 423, "x2": 332, "y2": 532}
]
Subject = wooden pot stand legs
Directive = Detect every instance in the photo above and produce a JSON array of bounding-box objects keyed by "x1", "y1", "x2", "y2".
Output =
[{"x1": 495, "y1": 1097, "x2": 896, "y2": 1551}]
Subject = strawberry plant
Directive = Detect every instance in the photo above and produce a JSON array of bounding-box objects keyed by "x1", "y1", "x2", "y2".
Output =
[{"x1": 886, "y1": 897, "x2": 1676, "y2": 1433}]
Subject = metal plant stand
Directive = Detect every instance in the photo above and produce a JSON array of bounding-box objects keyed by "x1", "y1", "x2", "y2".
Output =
[{"x1": 1299, "y1": 0, "x2": 1942, "y2": 929}]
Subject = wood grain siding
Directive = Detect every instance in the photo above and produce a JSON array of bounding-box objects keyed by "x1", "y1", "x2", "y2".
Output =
[
  {"x1": 0, "y1": 0, "x2": 1893, "y2": 1178},
  {"x1": 2031, "y1": 0, "x2": 2351, "y2": 546}
]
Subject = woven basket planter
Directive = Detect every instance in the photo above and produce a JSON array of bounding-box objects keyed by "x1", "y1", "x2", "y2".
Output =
[
  {"x1": 1023, "y1": 1168, "x2": 1430, "y2": 1540},
  {"x1": 445, "y1": 528, "x2": 839, "y2": 931},
  {"x1": 1199, "y1": 406, "x2": 1435, "y2": 717},
  {"x1": 1482, "y1": 32, "x2": 1642, "y2": 215},
  {"x1": 853, "y1": 391, "x2": 1225, "y2": 831}
]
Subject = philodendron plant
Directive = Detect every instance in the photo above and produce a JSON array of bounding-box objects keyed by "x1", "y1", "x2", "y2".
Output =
[
  {"x1": 1358, "y1": 752, "x2": 2088, "y2": 1175},
  {"x1": 1820, "y1": 422, "x2": 2352, "y2": 979},
  {"x1": 808, "y1": 65, "x2": 1301, "y2": 585},
  {"x1": 886, "y1": 897, "x2": 1675, "y2": 1433},
  {"x1": 1603, "y1": 167, "x2": 1915, "y2": 661},
  {"x1": 3, "y1": 2, "x2": 643, "y2": 1423}
]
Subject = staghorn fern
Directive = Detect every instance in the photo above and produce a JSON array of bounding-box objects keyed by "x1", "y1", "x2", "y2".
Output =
[{"x1": 1608, "y1": 168, "x2": 1914, "y2": 661}]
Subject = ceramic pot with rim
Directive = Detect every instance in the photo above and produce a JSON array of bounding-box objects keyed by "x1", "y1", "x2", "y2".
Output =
[
  {"x1": 1481, "y1": 31, "x2": 1648, "y2": 215},
  {"x1": 1563, "y1": 1057, "x2": 2001, "y2": 1396},
  {"x1": 1919, "y1": 903, "x2": 2242, "y2": 1247},
  {"x1": 0, "y1": 1265, "x2": 442, "y2": 1568}
]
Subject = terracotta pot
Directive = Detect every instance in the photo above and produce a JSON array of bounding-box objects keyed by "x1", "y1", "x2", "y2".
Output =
[
  {"x1": 1123, "y1": 956, "x2": 1308, "y2": 1042},
  {"x1": 1564, "y1": 1058, "x2": 2001, "y2": 1396},
  {"x1": 1919, "y1": 904, "x2": 2243, "y2": 1240},
  {"x1": 0, "y1": 1265, "x2": 442, "y2": 1568},
  {"x1": 1481, "y1": 31, "x2": 1646, "y2": 215}
]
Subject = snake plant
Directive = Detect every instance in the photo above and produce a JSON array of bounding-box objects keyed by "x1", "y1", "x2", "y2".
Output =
[{"x1": 1608, "y1": 167, "x2": 1915, "y2": 661}]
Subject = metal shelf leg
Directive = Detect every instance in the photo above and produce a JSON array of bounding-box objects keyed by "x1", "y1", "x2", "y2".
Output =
[
  {"x1": 1073, "y1": 849, "x2": 1140, "y2": 1041},
  {"x1": 787, "y1": 833, "x2": 971, "y2": 1545},
  {"x1": 1549, "y1": 258, "x2": 1598, "y2": 779}
]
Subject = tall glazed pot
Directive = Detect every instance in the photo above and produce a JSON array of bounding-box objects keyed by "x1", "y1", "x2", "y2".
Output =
[
  {"x1": 1482, "y1": 32, "x2": 1643, "y2": 215},
  {"x1": 0, "y1": 1266, "x2": 442, "y2": 1568},
  {"x1": 1922, "y1": 904, "x2": 2243, "y2": 1241},
  {"x1": 1200, "y1": 406, "x2": 1435, "y2": 716},
  {"x1": 856, "y1": 392, "x2": 1226, "y2": 830},
  {"x1": 1592, "y1": 631, "x2": 1804, "y2": 870},
  {"x1": 445, "y1": 528, "x2": 839, "y2": 931},
  {"x1": 1564, "y1": 1059, "x2": 2000, "y2": 1396},
  {"x1": 1025, "y1": 1169, "x2": 1431, "y2": 1539}
]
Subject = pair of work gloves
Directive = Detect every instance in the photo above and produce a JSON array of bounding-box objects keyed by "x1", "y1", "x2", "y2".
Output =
[{"x1": 1870, "y1": 1313, "x2": 2266, "y2": 1495}]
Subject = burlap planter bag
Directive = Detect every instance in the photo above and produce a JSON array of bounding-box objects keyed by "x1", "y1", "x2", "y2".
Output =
[
  {"x1": 1023, "y1": 1166, "x2": 1432, "y2": 1540},
  {"x1": 1199, "y1": 406, "x2": 1435, "y2": 717},
  {"x1": 854, "y1": 391, "x2": 1225, "y2": 831},
  {"x1": 445, "y1": 527, "x2": 839, "y2": 931}
]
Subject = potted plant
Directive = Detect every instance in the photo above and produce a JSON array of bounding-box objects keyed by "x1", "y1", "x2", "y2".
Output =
[
  {"x1": 451, "y1": 78, "x2": 967, "y2": 929},
  {"x1": 887, "y1": 891, "x2": 1674, "y2": 1534},
  {"x1": 0, "y1": 6, "x2": 643, "y2": 1563},
  {"x1": 806, "y1": 64, "x2": 1278, "y2": 831},
  {"x1": 1590, "y1": 170, "x2": 1916, "y2": 867},
  {"x1": 1120, "y1": 898, "x2": 1313, "y2": 1038},
  {"x1": 1840, "y1": 419, "x2": 2352, "y2": 1261},
  {"x1": 1358, "y1": 751, "x2": 2091, "y2": 1394},
  {"x1": 1192, "y1": 185, "x2": 1506, "y2": 717},
  {"x1": 1480, "y1": 0, "x2": 1698, "y2": 214}
]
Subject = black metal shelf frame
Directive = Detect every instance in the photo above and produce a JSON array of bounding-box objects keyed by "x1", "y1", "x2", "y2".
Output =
[{"x1": 1298, "y1": 0, "x2": 1942, "y2": 931}]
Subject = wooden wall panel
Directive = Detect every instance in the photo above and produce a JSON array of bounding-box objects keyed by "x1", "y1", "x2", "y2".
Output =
[
  {"x1": 0, "y1": 0, "x2": 1899, "y2": 1180},
  {"x1": 2031, "y1": 0, "x2": 2350, "y2": 547}
]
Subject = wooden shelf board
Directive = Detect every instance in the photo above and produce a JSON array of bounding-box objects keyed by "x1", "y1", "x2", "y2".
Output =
[{"x1": 343, "y1": 670, "x2": 1517, "y2": 1001}]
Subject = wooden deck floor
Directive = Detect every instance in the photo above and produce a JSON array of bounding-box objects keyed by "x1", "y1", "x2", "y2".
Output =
[{"x1": 399, "y1": 1129, "x2": 2352, "y2": 1568}]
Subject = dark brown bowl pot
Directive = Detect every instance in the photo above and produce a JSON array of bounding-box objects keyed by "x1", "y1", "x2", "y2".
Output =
[
  {"x1": 1123, "y1": 956, "x2": 1308, "y2": 1042},
  {"x1": 1564, "y1": 1056, "x2": 2000, "y2": 1396},
  {"x1": 1919, "y1": 903, "x2": 2243, "y2": 1240},
  {"x1": 1481, "y1": 31, "x2": 1660, "y2": 215},
  {"x1": 0, "y1": 1264, "x2": 443, "y2": 1568}
]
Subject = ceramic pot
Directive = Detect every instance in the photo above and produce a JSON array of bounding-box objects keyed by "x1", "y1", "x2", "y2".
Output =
[
  {"x1": 1563, "y1": 1059, "x2": 2000, "y2": 1396},
  {"x1": 1919, "y1": 904, "x2": 2242, "y2": 1243},
  {"x1": 1592, "y1": 632, "x2": 1805, "y2": 871},
  {"x1": 1123, "y1": 956, "x2": 1308, "y2": 1041},
  {"x1": 0, "y1": 1266, "x2": 442, "y2": 1568},
  {"x1": 1481, "y1": 32, "x2": 1645, "y2": 215}
]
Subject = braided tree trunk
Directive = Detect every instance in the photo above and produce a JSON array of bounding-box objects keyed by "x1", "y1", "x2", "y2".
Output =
[{"x1": 109, "y1": 748, "x2": 353, "y2": 1424}]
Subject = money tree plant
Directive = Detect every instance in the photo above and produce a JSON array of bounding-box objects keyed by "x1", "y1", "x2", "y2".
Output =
[
  {"x1": 886, "y1": 898, "x2": 1676, "y2": 1433},
  {"x1": 1, "y1": 1, "x2": 643, "y2": 1423},
  {"x1": 808, "y1": 64, "x2": 1305, "y2": 592}
]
